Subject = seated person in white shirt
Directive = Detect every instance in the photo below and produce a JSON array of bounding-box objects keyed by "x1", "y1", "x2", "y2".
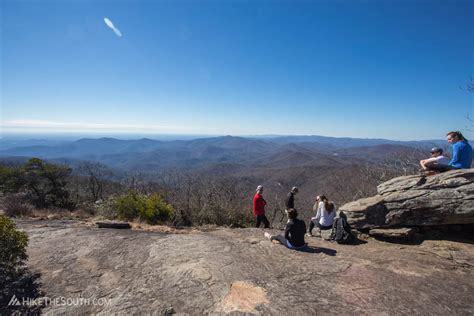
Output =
[
  {"x1": 419, "y1": 147, "x2": 450, "y2": 174},
  {"x1": 307, "y1": 195, "x2": 337, "y2": 237}
]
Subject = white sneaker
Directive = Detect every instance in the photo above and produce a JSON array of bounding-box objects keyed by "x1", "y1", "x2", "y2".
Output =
[
  {"x1": 306, "y1": 233, "x2": 313, "y2": 237},
  {"x1": 264, "y1": 232, "x2": 272, "y2": 239}
]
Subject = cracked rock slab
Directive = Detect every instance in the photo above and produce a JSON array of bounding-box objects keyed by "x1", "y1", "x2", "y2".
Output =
[
  {"x1": 14, "y1": 219, "x2": 474, "y2": 315},
  {"x1": 341, "y1": 169, "x2": 474, "y2": 228}
]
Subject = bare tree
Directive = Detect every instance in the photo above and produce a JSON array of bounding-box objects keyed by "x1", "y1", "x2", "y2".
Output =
[
  {"x1": 463, "y1": 76, "x2": 474, "y2": 92},
  {"x1": 460, "y1": 76, "x2": 474, "y2": 131},
  {"x1": 77, "y1": 162, "x2": 112, "y2": 202}
]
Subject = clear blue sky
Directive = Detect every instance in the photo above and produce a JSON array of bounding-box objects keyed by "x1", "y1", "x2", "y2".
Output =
[{"x1": 1, "y1": 0, "x2": 473, "y2": 140}]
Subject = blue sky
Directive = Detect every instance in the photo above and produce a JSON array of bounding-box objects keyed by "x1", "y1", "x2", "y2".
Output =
[{"x1": 1, "y1": 0, "x2": 473, "y2": 140}]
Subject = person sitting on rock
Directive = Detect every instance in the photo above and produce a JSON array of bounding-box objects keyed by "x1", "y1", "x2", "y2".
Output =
[
  {"x1": 253, "y1": 185, "x2": 270, "y2": 228},
  {"x1": 418, "y1": 132, "x2": 472, "y2": 174},
  {"x1": 446, "y1": 131, "x2": 472, "y2": 169},
  {"x1": 264, "y1": 208, "x2": 307, "y2": 249},
  {"x1": 307, "y1": 195, "x2": 337, "y2": 237},
  {"x1": 419, "y1": 147, "x2": 450, "y2": 174}
]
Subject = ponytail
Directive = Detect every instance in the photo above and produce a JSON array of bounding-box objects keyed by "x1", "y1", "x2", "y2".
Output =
[{"x1": 320, "y1": 195, "x2": 334, "y2": 213}]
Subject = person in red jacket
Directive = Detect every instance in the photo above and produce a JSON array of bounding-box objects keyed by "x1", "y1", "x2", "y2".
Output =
[{"x1": 253, "y1": 185, "x2": 270, "y2": 228}]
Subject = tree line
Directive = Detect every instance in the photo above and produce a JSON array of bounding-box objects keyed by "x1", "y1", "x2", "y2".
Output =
[{"x1": 0, "y1": 153, "x2": 423, "y2": 227}]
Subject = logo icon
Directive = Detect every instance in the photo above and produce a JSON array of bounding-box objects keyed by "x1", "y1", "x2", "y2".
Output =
[{"x1": 8, "y1": 295, "x2": 21, "y2": 306}]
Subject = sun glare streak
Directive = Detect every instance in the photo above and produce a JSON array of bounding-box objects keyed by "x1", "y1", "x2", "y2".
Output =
[{"x1": 104, "y1": 17, "x2": 122, "y2": 37}]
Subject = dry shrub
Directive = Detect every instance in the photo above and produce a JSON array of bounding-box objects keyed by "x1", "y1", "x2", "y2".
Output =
[
  {"x1": 93, "y1": 197, "x2": 119, "y2": 219},
  {"x1": 71, "y1": 208, "x2": 95, "y2": 219},
  {"x1": 1, "y1": 194, "x2": 33, "y2": 217},
  {"x1": 30, "y1": 208, "x2": 71, "y2": 219}
]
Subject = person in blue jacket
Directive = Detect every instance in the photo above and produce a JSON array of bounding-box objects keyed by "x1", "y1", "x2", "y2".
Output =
[{"x1": 446, "y1": 131, "x2": 472, "y2": 169}]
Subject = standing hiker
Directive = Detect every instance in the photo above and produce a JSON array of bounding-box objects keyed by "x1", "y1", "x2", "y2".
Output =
[
  {"x1": 284, "y1": 186, "x2": 299, "y2": 223},
  {"x1": 285, "y1": 186, "x2": 298, "y2": 210},
  {"x1": 253, "y1": 185, "x2": 270, "y2": 228}
]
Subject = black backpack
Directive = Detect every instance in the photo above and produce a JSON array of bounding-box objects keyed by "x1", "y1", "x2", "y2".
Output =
[{"x1": 331, "y1": 212, "x2": 355, "y2": 244}]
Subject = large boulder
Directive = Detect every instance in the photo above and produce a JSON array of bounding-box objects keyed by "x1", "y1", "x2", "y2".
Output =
[{"x1": 340, "y1": 169, "x2": 474, "y2": 229}]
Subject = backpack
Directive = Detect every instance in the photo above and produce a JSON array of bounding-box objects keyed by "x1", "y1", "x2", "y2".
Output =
[{"x1": 330, "y1": 212, "x2": 355, "y2": 244}]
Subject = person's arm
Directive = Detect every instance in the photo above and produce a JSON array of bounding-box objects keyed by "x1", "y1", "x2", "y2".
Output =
[
  {"x1": 332, "y1": 204, "x2": 339, "y2": 221},
  {"x1": 311, "y1": 202, "x2": 319, "y2": 219},
  {"x1": 424, "y1": 157, "x2": 438, "y2": 164},
  {"x1": 316, "y1": 202, "x2": 324, "y2": 220},
  {"x1": 449, "y1": 144, "x2": 459, "y2": 166},
  {"x1": 312, "y1": 202, "x2": 324, "y2": 221},
  {"x1": 284, "y1": 223, "x2": 291, "y2": 240},
  {"x1": 285, "y1": 194, "x2": 291, "y2": 209}
]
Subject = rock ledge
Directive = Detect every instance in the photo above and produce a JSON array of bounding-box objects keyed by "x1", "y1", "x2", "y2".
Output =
[{"x1": 340, "y1": 169, "x2": 474, "y2": 229}]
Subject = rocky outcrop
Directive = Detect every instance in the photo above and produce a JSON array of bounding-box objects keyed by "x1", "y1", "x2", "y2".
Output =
[
  {"x1": 368, "y1": 227, "x2": 417, "y2": 239},
  {"x1": 341, "y1": 169, "x2": 474, "y2": 229},
  {"x1": 15, "y1": 219, "x2": 474, "y2": 314}
]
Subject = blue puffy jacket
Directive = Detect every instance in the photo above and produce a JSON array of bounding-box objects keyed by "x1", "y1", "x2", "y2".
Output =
[{"x1": 449, "y1": 140, "x2": 473, "y2": 169}]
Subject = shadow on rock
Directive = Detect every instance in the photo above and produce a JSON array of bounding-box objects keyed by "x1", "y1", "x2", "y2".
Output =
[
  {"x1": 418, "y1": 224, "x2": 474, "y2": 245},
  {"x1": 362, "y1": 225, "x2": 474, "y2": 245},
  {"x1": 300, "y1": 246, "x2": 337, "y2": 256},
  {"x1": 348, "y1": 237, "x2": 368, "y2": 246},
  {"x1": 0, "y1": 268, "x2": 44, "y2": 315}
]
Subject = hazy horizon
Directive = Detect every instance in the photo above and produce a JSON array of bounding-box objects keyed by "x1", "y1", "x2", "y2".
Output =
[{"x1": 0, "y1": 131, "x2": 448, "y2": 143}]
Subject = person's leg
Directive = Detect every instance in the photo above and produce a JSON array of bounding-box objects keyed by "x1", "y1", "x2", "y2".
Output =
[
  {"x1": 428, "y1": 164, "x2": 455, "y2": 173},
  {"x1": 308, "y1": 221, "x2": 315, "y2": 235},
  {"x1": 284, "y1": 209, "x2": 292, "y2": 224},
  {"x1": 256, "y1": 215, "x2": 262, "y2": 228},
  {"x1": 270, "y1": 234, "x2": 289, "y2": 247},
  {"x1": 262, "y1": 215, "x2": 270, "y2": 228},
  {"x1": 315, "y1": 222, "x2": 328, "y2": 236},
  {"x1": 317, "y1": 222, "x2": 332, "y2": 230}
]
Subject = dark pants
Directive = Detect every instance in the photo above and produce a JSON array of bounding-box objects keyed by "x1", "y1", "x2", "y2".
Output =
[
  {"x1": 309, "y1": 221, "x2": 332, "y2": 234},
  {"x1": 271, "y1": 234, "x2": 289, "y2": 247},
  {"x1": 270, "y1": 235, "x2": 307, "y2": 249},
  {"x1": 256, "y1": 214, "x2": 270, "y2": 228},
  {"x1": 427, "y1": 164, "x2": 456, "y2": 172}
]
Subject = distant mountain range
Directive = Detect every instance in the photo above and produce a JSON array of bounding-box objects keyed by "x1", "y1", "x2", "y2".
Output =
[
  {"x1": 0, "y1": 135, "x2": 446, "y2": 173},
  {"x1": 1, "y1": 135, "x2": 454, "y2": 210}
]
